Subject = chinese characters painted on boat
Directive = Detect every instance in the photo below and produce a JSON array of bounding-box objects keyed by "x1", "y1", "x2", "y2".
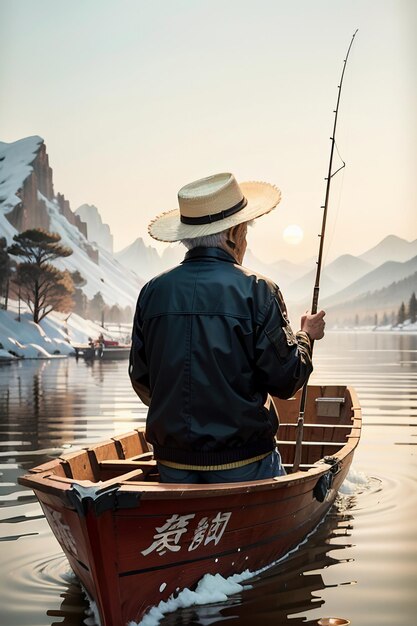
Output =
[{"x1": 141, "y1": 511, "x2": 232, "y2": 556}]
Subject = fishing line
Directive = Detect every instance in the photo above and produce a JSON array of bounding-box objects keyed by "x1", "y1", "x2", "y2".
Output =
[
  {"x1": 323, "y1": 48, "x2": 357, "y2": 268},
  {"x1": 322, "y1": 142, "x2": 346, "y2": 266},
  {"x1": 334, "y1": 141, "x2": 345, "y2": 169},
  {"x1": 322, "y1": 181, "x2": 345, "y2": 267},
  {"x1": 312, "y1": 28, "x2": 358, "y2": 275},
  {"x1": 292, "y1": 29, "x2": 358, "y2": 473}
]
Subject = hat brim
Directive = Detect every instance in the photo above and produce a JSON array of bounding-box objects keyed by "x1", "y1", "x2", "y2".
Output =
[{"x1": 148, "y1": 181, "x2": 282, "y2": 242}]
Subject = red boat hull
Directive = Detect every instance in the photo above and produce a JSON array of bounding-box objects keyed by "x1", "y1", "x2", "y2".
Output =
[{"x1": 19, "y1": 385, "x2": 361, "y2": 625}]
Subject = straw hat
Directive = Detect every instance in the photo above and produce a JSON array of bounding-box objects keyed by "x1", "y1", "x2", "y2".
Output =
[{"x1": 148, "y1": 172, "x2": 281, "y2": 242}]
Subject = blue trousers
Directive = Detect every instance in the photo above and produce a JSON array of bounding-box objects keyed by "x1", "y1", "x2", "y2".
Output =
[{"x1": 157, "y1": 449, "x2": 286, "y2": 484}]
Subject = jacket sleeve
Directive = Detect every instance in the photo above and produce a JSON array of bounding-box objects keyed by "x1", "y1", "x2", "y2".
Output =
[
  {"x1": 254, "y1": 288, "x2": 313, "y2": 399},
  {"x1": 129, "y1": 297, "x2": 151, "y2": 407}
]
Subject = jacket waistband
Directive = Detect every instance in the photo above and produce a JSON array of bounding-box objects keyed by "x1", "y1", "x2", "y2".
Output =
[
  {"x1": 152, "y1": 439, "x2": 275, "y2": 467},
  {"x1": 157, "y1": 452, "x2": 271, "y2": 471}
]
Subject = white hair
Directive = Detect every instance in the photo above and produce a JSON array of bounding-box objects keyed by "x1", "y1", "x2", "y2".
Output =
[
  {"x1": 180, "y1": 220, "x2": 254, "y2": 251},
  {"x1": 180, "y1": 229, "x2": 229, "y2": 250}
]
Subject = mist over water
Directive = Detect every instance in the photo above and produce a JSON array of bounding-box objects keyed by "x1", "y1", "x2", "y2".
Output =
[{"x1": 0, "y1": 331, "x2": 416, "y2": 626}]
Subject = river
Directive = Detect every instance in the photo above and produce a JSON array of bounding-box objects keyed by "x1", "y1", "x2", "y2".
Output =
[{"x1": 0, "y1": 331, "x2": 416, "y2": 626}]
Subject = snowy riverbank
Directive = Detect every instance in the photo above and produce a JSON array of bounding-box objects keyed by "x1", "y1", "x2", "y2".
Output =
[
  {"x1": 330, "y1": 321, "x2": 417, "y2": 333},
  {"x1": 0, "y1": 300, "x2": 131, "y2": 360},
  {"x1": 1, "y1": 299, "x2": 415, "y2": 362}
]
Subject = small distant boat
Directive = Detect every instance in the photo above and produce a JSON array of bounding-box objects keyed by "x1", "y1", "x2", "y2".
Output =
[
  {"x1": 73, "y1": 341, "x2": 131, "y2": 361},
  {"x1": 19, "y1": 385, "x2": 361, "y2": 626},
  {"x1": 99, "y1": 344, "x2": 131, "y2": 360}
]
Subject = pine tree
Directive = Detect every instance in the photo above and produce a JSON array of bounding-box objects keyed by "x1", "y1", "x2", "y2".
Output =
[
  {"x1": 8, "y1": 229, "x2": 74, "y2": 323},
  {"x1": 71, "y1": 270, "x2": 88, "y2": 317},
  {"x1": 0, "y1": 237, "x2": 11, "y2": 309},
  {"x1": 123, "y1": 305, "x2": 133, "y2": 324},
  {"x1": 108, "y1": 304, "x2": 122, "y2": 323},
  {"x1": 88, "y1": 292, "x2": 106, "y2": 323},
  {"x1": 397, "y1": 301, "x2": 406, "y2": 325},
  {"x1": 8, "y1": 229, "x2": 72, "y2": 265},
  {"x1": 409, "y1": 292, "x2": 417, "y2": 324}
]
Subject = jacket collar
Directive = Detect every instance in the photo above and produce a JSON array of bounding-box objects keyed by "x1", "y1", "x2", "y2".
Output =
[{"x1": 182, "y1": 247, "x2": 239, "y2": 265}]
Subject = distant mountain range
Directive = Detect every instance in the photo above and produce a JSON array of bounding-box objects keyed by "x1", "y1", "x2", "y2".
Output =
[
  {"x1": 321, "y1": 254, "x2": 417, "y2": 308},
  {"x1": 115, "y1": 233, "x2": 417, "y2": 322},
  {"x1": 326, "y1": 271, "x2": 417, "y2": 323},
  {"x1": 283, "y1": 254, "x2": 373, "y2": 303},
  {"x1": 1, "y1": 135, "x2": 416, "y2": 324},
  {"x1": 359, "y1": 234, "x2": 417, "y2": 266},
  {"x1": 115, "y1": 238, "x2": 184, "y2": 281}
]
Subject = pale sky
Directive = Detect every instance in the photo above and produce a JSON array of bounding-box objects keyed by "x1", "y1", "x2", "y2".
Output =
[{"x1": 1, "y1": 0, "x2": 416, "y2": 263}]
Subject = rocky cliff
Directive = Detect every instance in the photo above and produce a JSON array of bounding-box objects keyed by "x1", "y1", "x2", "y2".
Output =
[
  {"x1": 0, "y1": 136, "x2": 98, "y2": 262},
  {"x1": 75, "y1": 204, "x2": 113, "y2": 253},
  {"x1": 2, "y1": 137, "x2": 88, "y2": 240},
  {"x1": 0, "y1": 136, "x2": 142, "y2": 307}
]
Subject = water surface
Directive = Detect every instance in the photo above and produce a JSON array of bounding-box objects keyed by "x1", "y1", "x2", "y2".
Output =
[{"x1": 0, "y1": 331, "x2": 416, "y2": 626}]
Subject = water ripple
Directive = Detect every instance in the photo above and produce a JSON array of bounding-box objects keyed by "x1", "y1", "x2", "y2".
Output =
[{"x1": 0, "y1": 333, "x2": 416, "y2": 626}]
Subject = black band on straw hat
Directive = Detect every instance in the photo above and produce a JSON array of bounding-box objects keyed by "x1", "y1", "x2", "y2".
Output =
[{"x1": 180, "y1": 197, "x2": 248, "y2": 225}]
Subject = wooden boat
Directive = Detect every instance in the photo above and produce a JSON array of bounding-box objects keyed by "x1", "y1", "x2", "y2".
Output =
[
  {"x1": 19, "y1": 384, "x2": 361, "y2": 626},
  {"x1": 73, "y1": 343, "x2": 131, "y2": 361},
  {"x1": 99, "y1": 344, "x2": 131, "y2": 360}
]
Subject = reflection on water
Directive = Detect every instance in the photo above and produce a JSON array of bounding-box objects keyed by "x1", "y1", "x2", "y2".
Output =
[{"x1": 0, "y1": 332, "x2": 416, "y2": 626}]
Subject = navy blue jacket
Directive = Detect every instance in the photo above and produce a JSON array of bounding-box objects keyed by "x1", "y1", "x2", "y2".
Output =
[{"x1": 129, "y1": 247, "x2": 312, "y2": 466}]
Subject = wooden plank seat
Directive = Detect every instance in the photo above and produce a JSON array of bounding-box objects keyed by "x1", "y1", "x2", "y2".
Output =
[
  {"x1": 276, "y1": 440, "x2": 347, "y2": 448},
  {"x1": 278, "y1": 422, "x2": 352, "y2": 445},
  {"x1": 100, "y1": 459, "x2": 157, "y2": 470},
  {"x1": 279, "y1": 423, "x2": 353, "y2": 428},
  {"x1": 51, "y1": 469, "x2": 147, "y2": 486},
  {"x1": 277, "y1": 439, "x2": 347, "y2": 466},
  {"x1": 282, "y1": 463, "x2": 317, "y2": 470},
  {"x1": 126, "y1": 452, "x2": 153, "y2": 462},
  {"x1": 99, "y1": 458, "x2": 158, "y2": 481}
]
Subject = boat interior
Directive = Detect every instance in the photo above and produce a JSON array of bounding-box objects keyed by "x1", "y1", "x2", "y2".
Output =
[{"x1": 24, "y1": 385, "x2": 361, "y2": 487}]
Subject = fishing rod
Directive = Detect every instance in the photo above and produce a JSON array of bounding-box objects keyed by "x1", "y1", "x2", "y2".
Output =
[{"x1": 292, "y1": 29, "x2": 358, "y2": 472}]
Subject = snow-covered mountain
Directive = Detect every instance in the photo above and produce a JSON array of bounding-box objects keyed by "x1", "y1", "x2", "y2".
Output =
[
  {"x1": 116, "y1": 238, "x2": 183, "y2": 281},
  {"x1": 325, "y1": 271, "x2": 417, "y2": 323},
  {"x1": 286, "y1": 253, "x2": 417, "y2": 324},
  {"x1": 284, "y1": 253, "x2": 375, "y2": 303},
  {"x1": 116, "y1": 241, "x2": 310, "y2": 289},
  {"x1": 116, "y1": 228, "x2": 417, "y2": 312},
  {"x1": 75, "y1": 204, "x2": 114, "y2": 253},
  {"x1": 0, "y1": 136, "x2": 142, "y2": 308},
  {"x1": 2, "y1": 135, "x2": 414, "y2": 319},
  {"x1": 359, "y1": 235, "x2": 417, "y2": 266},
  {"x1": 116, "y1": 238, "x2": 162, "y2": 281},
  {"x1": 243, "y1": 250, "x2": 310, "y2": 291},
  {"x1": 321, "y1": 255, "x2": 417, "y2": 309}
]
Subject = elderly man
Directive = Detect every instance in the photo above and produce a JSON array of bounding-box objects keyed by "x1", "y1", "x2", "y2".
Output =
[{"x1": 129, "y1": 173, "x2": 325, "y2": 483}]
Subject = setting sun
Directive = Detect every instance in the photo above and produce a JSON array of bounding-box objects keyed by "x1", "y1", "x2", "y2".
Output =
[{"x1": 283, "y1": 224, "x2": 304, "y2": 245}]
